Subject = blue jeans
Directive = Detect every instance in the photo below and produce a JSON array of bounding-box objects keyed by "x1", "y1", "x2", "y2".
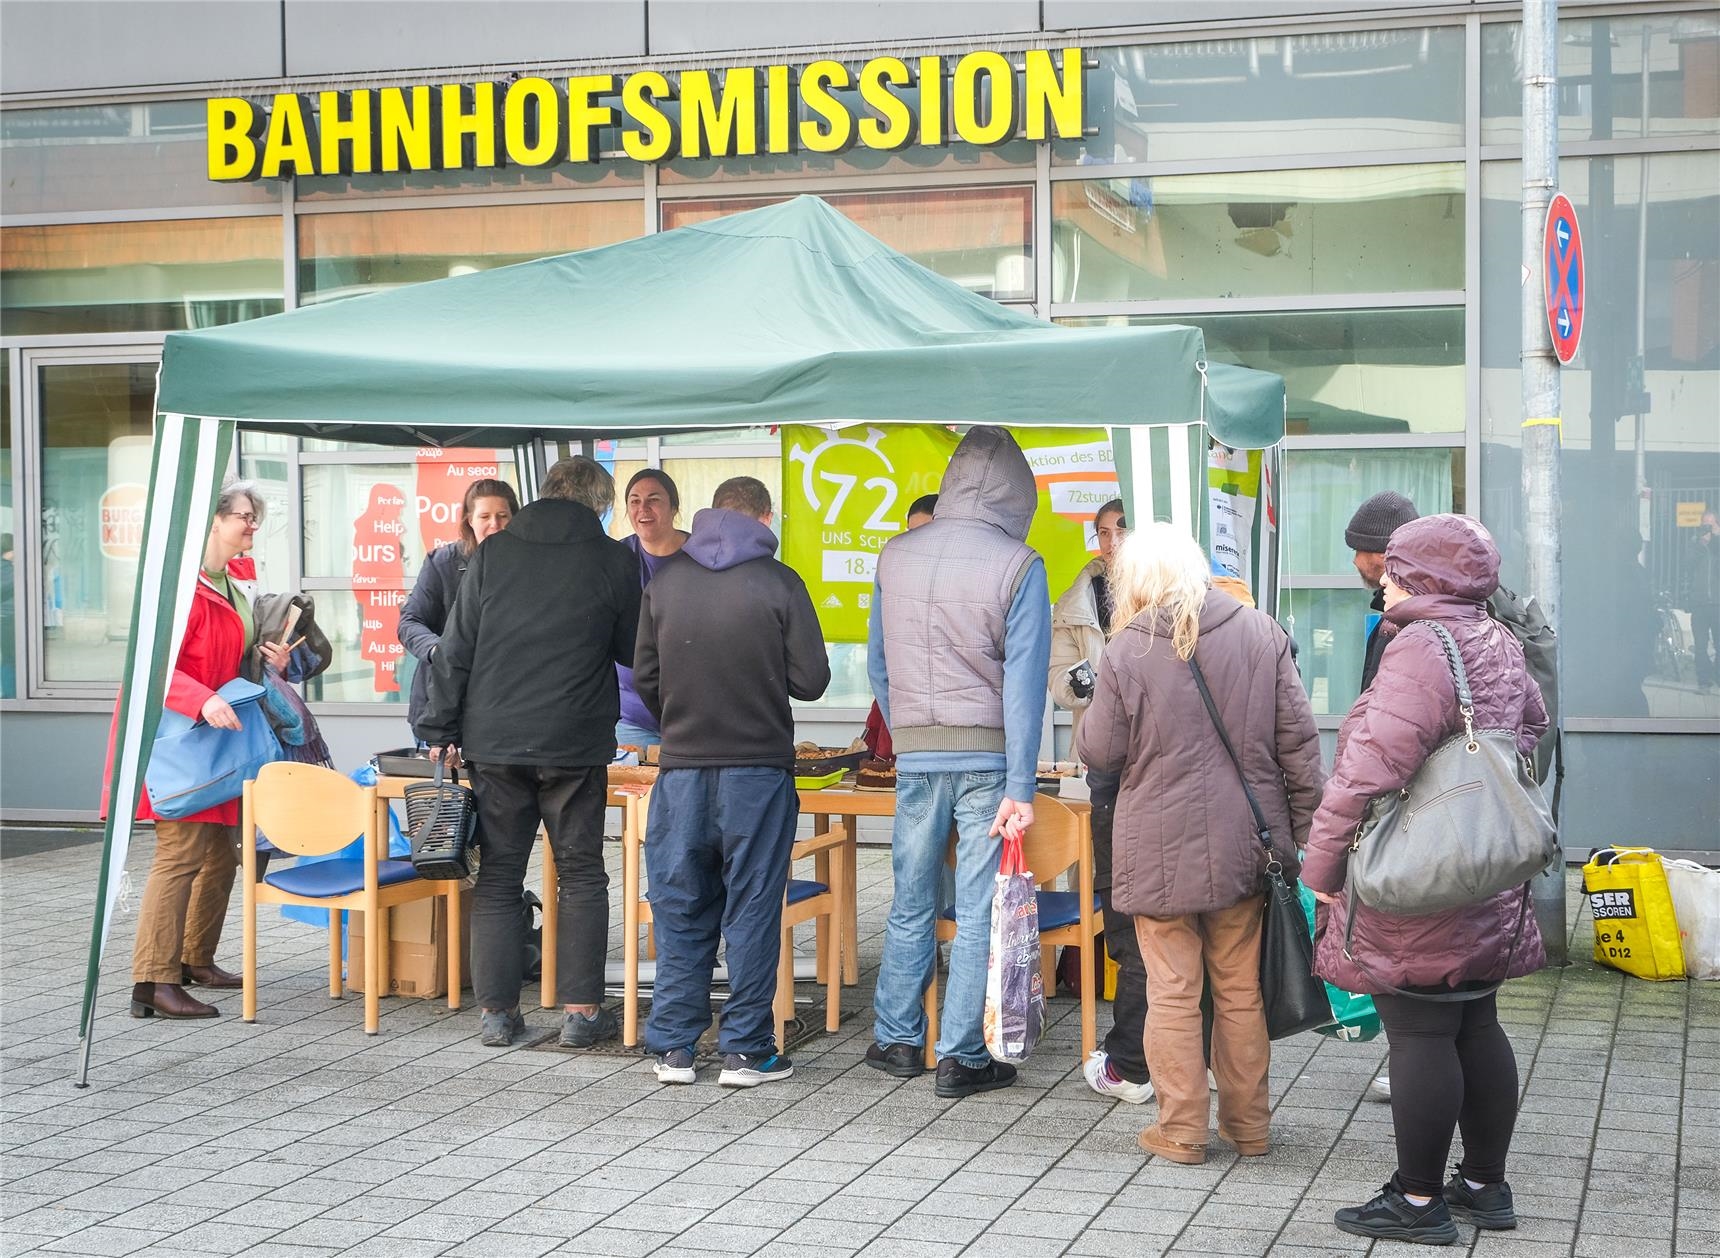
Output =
[
  {"x1": 873, "y1": 769, "x2": 1005, "y2": 1067},
  {"x1": 644, "y1": 766, "x2": 798, "y2": 1057},
  {"x1": 615, "y1": 719, "x2": 661, "y2": 750}
]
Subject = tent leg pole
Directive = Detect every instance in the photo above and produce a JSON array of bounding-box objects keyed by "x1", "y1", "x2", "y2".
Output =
[{"x1": 74, "y1": 1001, "x2": 97, "y2": 1088}]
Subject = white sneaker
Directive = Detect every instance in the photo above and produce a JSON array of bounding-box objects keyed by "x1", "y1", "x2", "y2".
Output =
[
  {"x1": 1366, "y1": 1071, "x2": 1391, "y2": 1103},
  {"x1": 1083, "y1": 1050, "x2": 1154, "y2": 1104}
]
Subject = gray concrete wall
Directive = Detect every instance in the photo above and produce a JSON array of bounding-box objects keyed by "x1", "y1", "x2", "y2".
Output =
[{"x1": 3, "y1": 0, "x2": 1516, "y2": 96}]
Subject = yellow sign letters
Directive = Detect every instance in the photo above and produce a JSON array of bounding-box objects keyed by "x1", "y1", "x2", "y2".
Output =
[{"x1": 206, "y1": 48, "x2": 1085, "y2": 181}]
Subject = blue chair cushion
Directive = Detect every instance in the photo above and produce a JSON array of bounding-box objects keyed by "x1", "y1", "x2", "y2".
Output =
[
  {"x1": 264, "y1": 858, "x2": 420, "y2": 899},
  {"x1": 787, "y1": 878, "x2": 828, "y2": 906},
  {"x1": 938, "y1": 890, "x2": 1098, "y2": 931}
]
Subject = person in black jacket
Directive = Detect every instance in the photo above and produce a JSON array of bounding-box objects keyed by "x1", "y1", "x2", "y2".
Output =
[
  {"x1": 632, "y1": 476, "x2": 831, "y2": 1088},
  {"x1": 1346, "y1": 491, "x2": 1420, "y2": 695},
  {"x1": 417, "y1": 457, "x2": 640, "y2": 1050},
  {"x1": 397, "y1": 478, "x2": 518, "y2": 735}
]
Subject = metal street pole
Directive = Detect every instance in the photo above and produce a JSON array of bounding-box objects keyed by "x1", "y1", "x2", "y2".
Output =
[{"x1": 1522, "y1": 0, "x2": 1568, "y2": 965}]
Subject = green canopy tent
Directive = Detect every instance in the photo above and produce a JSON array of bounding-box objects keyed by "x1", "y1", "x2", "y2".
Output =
[{"x1": 83, "y1": 195, "x2": 1284, "y2": 1080}]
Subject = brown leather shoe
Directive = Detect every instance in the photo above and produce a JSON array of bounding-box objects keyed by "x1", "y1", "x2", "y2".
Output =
[
  {"x1": 130, "y1": 982, "x2": 219, "y2": 1019},
  {"x1": 182, "y1": 963, "x2": 243, "y2": 989},
  {"x1": 1138, "y1": 1124, "x2": 1207, "y2": 1164}
]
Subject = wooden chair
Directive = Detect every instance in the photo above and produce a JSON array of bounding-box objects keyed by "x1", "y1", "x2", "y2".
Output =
[
  {"x1": 619, "y1": 797, "x2": 848, "y2": 1052},
  {"x1": 922, "y1": 795, "x2": 1098, "y2": 1069},
  {"x1": 241, "y1": 762, "x2": 463, "y2": 1035}
]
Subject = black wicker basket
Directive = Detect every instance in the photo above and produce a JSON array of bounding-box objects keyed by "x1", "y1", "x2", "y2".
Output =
[{"x1": 403, "y1": 760, "x2": 479, "y2": 882}]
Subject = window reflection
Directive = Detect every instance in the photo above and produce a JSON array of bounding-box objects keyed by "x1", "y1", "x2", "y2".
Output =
[
  {"x1": 297, "y1": 201, "x2": 642, "y2": 305},
  {"x1": 1, "y1": 354, "x2": 14, "y2": 698},
  {"x1": 1480, "y1": 152, "x2": 1720, "y2": 719},
  {"x1": 1059, "y1": 26, "x2": 1465, "y2": 166},
  {"x1": 661, "y1": 187, "x2": 1034, "y2": 300},
  {"x1": 1482, "y1": 14, "x2": 1720, "y2": 146},
  {"x1": 0, "y1": 218, "x2": 283, "y2": 335},
  {"x1": 1052, "y1": 165, "x2": 1464, "y2": 302}
]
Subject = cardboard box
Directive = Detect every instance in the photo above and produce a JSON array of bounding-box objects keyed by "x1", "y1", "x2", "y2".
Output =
[{"x1": 348, "y1": 887, "x2": 472, "y2": 997}]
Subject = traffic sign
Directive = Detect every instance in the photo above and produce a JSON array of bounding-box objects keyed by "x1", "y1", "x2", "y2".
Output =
[{"x1": 1544, "y1": 193, "x2": 1585, "y2": 364}]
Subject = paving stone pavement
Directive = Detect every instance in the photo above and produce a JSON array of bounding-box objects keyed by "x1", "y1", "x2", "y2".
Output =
[{"x1": 1, "y1": 826, "x2": 1714, "y2": 1257}]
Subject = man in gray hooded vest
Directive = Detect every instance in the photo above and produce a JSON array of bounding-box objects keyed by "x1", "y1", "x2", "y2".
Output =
[{"x1": 864, "y1": 426, "x2": 1052, "y2": 1098}]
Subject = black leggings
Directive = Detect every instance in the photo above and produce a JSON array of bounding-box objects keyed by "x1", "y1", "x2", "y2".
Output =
[{"x1": 1374, "y1": 990, "x2": 1520, "y2": 1197}]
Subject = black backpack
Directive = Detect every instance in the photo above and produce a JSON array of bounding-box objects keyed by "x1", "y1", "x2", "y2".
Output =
[{"x1": 1488, "y1": 584, "x2": 1563, "y2": 819}]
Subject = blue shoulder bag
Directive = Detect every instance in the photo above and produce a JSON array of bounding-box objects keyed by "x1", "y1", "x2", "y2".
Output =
[{"x1": 145, "y1": 678, "x2": 283, "y2": 819}]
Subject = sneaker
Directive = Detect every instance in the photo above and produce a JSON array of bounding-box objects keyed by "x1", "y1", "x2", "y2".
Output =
[
  {"x1": 1335, "y1": 1180, "x2": 1460, "y2": 1245},
  {"x1": 719, "y1": 1052, "x2": 794, "y2": 1088},
  {"x1": 479, "y1": 1007, "x2": 525, "y2": 1047},
  {"x1": 1366, "y1": 1071, "x2": 1392, "y2": 1103},
  {"x1": 1443, "y1": 1170, "x2": 1516, "y2": 1230},
  {"x1": 1208, "y1": 1068, "x2": 1219, "y2": 1092},
  {"x1": 559, "y1": 1006, "x2": 618, "y2": 1048},
  {"x1": 933, "y1": 1057, "x2": 1017, "y2": 1100},
  {"x1": 653, "y1": 1047, "x2": 697, "y2": 1085},
  {"x1": 1083, "y1": 1051, "x2": 1154, "y2": 1104},
  {"x1": 864, "y1": 1041, "x2": 925, "y2": 1079}
]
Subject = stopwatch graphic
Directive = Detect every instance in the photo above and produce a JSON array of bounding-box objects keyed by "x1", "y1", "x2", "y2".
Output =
[{"x1": 789, "y1": 427, "x2": 902, "y2": 530}]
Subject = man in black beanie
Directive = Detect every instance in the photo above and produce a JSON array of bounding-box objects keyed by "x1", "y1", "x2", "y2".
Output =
[{"x1": 1346, "y1": 490, "x2": 1420, "y2": 695}]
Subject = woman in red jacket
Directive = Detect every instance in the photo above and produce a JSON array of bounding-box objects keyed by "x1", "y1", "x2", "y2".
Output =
[
  {"x1": 1304, "y1": 515, "x2": 1548, "y2": 1243},
  {"x1": 114, "y1": 479, "x2": 293, "y2": 1019}
]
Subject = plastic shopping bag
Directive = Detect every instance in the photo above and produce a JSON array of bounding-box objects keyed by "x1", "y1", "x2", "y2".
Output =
[
  {"x1": 1582, "y1": 847, "x2": 1685, "y2": 981},
  {"x1": 1661, "y1": 858, "x2": 1720, "y2": 981},
  {"x1": 983, "y1": 832, "x2": 1045, "y2": 1063},
  {"x1": 1297, "y1": 882, "x2": 1382, "y2": 1041}
]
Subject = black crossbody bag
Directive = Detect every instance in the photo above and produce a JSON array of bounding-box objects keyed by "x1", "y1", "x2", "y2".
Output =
[{"x1": 1188, "y1": 657, "x2": 1331, "y2": 1041}]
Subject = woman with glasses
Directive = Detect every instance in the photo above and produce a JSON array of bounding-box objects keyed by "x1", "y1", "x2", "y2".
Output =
[{"x1": 103, "y1": 478, "x2": 293, "y2": 1019}]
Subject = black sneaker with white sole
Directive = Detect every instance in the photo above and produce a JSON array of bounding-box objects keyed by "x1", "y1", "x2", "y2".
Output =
[
  {"x1": 1334, "y1": 1179, "x2": 1460, "y2": 1245},
  {"x1": 718, "y1": 1052, "x2": 793, "y2": 1087},
  {"x1": 653, "y1": 1048, "x2": 697, "y2": 1085},
  {"x1": 1443, "y1": 1171, "x2": 1516, "y2": 1229}
]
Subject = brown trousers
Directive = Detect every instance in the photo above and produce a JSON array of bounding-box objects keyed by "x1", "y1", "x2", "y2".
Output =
[
  {"x1": 131, "y1": 820, "x2": 240, "y2": 983},
  {"x1": 1134, "y1": 895, "x2": 1270, "y2": 1146}
]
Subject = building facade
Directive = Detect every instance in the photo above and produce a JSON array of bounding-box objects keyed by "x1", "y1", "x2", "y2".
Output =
[{"x1": 1, "y1": 0, "x2": 1715, "y2": 850}]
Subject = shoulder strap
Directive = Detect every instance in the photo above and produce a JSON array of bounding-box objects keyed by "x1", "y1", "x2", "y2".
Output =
[
  {"x1": 1410, "y1": 619, "x2": 1474, "y2": 711},
  {"x1": 1187, "y1": 656, "x2": 1273, "y2": 859}
]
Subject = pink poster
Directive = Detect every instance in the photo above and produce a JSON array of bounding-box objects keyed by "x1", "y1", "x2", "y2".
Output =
[{"x1": 352, "y1": 482, "x2": 407, "y2": 694}]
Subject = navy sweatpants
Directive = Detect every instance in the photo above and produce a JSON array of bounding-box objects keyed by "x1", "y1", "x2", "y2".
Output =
[{"x1": 643, "y1": 766, "x2": 799, "y2": 1057}]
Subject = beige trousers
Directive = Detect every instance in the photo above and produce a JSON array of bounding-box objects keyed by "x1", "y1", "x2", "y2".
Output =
[
  {"x1": 131, "y1": 820, "x2": 240, "y2": 983},
  {"x1": 1134, "y1": 894, "x2": 1271, "y2": 1146}
]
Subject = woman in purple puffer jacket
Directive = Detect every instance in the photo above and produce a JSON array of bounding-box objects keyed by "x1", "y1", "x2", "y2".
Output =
[{"x1": 1303, "y1": 514, "x2": 1548, "y2": 1245}]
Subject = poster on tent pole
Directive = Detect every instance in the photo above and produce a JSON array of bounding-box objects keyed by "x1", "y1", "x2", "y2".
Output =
[{"x1": 781, "y1": 424, "x2": 1120, "y2": 642}]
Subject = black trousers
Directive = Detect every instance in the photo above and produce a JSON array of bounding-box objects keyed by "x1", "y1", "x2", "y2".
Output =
[
  {"x1": 1089, "y1": 768, "x2": 1150, "y2": 1083},
  {"x1": 1374, "y1": 990, "x2": 1520, "y2": 1197},
  {"x1": 466, "y1": 762, "x2": 608, "y2": 1010}
]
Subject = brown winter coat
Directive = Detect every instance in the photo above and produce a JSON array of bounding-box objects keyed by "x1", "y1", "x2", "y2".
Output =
[
  {"x1": 1077, "y1": 589, "x2": 1324, "y2": 920},
  {"x1": 1302, "y1": 514, "x2": 1550, "y2": 994}
]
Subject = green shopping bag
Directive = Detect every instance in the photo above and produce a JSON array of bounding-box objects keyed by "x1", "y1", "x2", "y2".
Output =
[{"x1": 1299, "y1": 882, "x2": 1383, "y2": 1042}]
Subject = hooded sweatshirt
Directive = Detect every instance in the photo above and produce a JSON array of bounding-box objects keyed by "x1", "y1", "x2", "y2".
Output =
[
  {"x1": 415, "y1": 498, "x2": 639, "y2": 766},
  {"x1": 632, "y1": 507, "x2": 831, "y2": 771},
  {"x1": 868, "y1": 426, "x2": 1051, "y2": 803}
]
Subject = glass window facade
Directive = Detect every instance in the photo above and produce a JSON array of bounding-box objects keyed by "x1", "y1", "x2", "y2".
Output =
[
  {"x1": 1, "y1": 354, "x2": 14, "y2": 698},
  {"x1": 298, "y1": 201, "x2": 643, "y2": 305},
  {"x1": 37, "y1": 361, "x2": 158, "y2": 685},
  {"x1": 1052, "y1": 164, "x2": 1464, "y2": 303},
  {"x1": 661, "y1": 186, "x2": 1035, "y2": 300},
  {"x1": 1058, "y1": 26, "x2": 1466, "y2": 166},
  {"x1": 1480, "y1": 150, "x2": 1720, "y2": 721},
  {"x1": 1, "y1": 218, "x2": 284, "y2": 335},
  {"x1": 0, "y1": 103, "x2": 285, "y2": 216},
  {"x1": 1482, "y1": 14, "x2": 1720, "y2": 146}
]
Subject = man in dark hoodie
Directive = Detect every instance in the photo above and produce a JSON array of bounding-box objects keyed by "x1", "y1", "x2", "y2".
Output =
[
  {"x1": 417, "y1": 456, "x2": 640, "y2": 1051},
  {"x1": 865, "y1": 426, "x2": 1051, "y2": 1099},
  {"x1": 631, "y1": 476, "x2": 830, "y2": 1088}
]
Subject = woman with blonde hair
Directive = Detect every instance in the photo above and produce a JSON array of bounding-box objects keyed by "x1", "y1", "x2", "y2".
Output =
[{"x1": 1078, "y1": 523, "x2": 1323, "y2": 1164}]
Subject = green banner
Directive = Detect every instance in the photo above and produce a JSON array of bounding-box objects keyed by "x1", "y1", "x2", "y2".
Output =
[{"x1": 782, "y1": 424, "x2": 1120, "y2": 641}]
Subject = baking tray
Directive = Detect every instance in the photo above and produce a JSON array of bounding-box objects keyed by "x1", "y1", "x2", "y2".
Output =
[
  {"x1": 791, "y1": 749, "x2": 866, "y2": 777},
  {"x1": 374, "y1": 747, "x2": 436, "y2": 778}
]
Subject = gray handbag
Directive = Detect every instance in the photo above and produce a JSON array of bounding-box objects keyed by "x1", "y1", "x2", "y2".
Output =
[{"x1": 1346, "y1": 620, "x2": 1558, "y2": 917}]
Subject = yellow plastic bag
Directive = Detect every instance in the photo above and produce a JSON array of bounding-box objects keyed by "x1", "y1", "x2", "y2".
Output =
[{"x1": 1583, "y1": 847, "x2": 1686, "y2": 981}]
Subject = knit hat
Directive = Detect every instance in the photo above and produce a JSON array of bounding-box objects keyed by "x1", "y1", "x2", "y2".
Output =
[{"x1": 1344, "y1": 491, "x2": 1420, "y2": 553}]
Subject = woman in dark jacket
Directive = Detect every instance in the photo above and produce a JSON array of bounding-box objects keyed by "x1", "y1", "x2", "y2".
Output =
[
  {"x1": 398, "y1": 479, "x2": 518, "y2": 734},
  {"x1": 614, "y1": 469, "x2": 688, "y2": 750},
  {"x1": 1303, "y1": 514, "x2": 1549, "y2": 1244},
  {"x1": 1079, "y1": 524, "x2": 1323, "y2": 1166}
]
